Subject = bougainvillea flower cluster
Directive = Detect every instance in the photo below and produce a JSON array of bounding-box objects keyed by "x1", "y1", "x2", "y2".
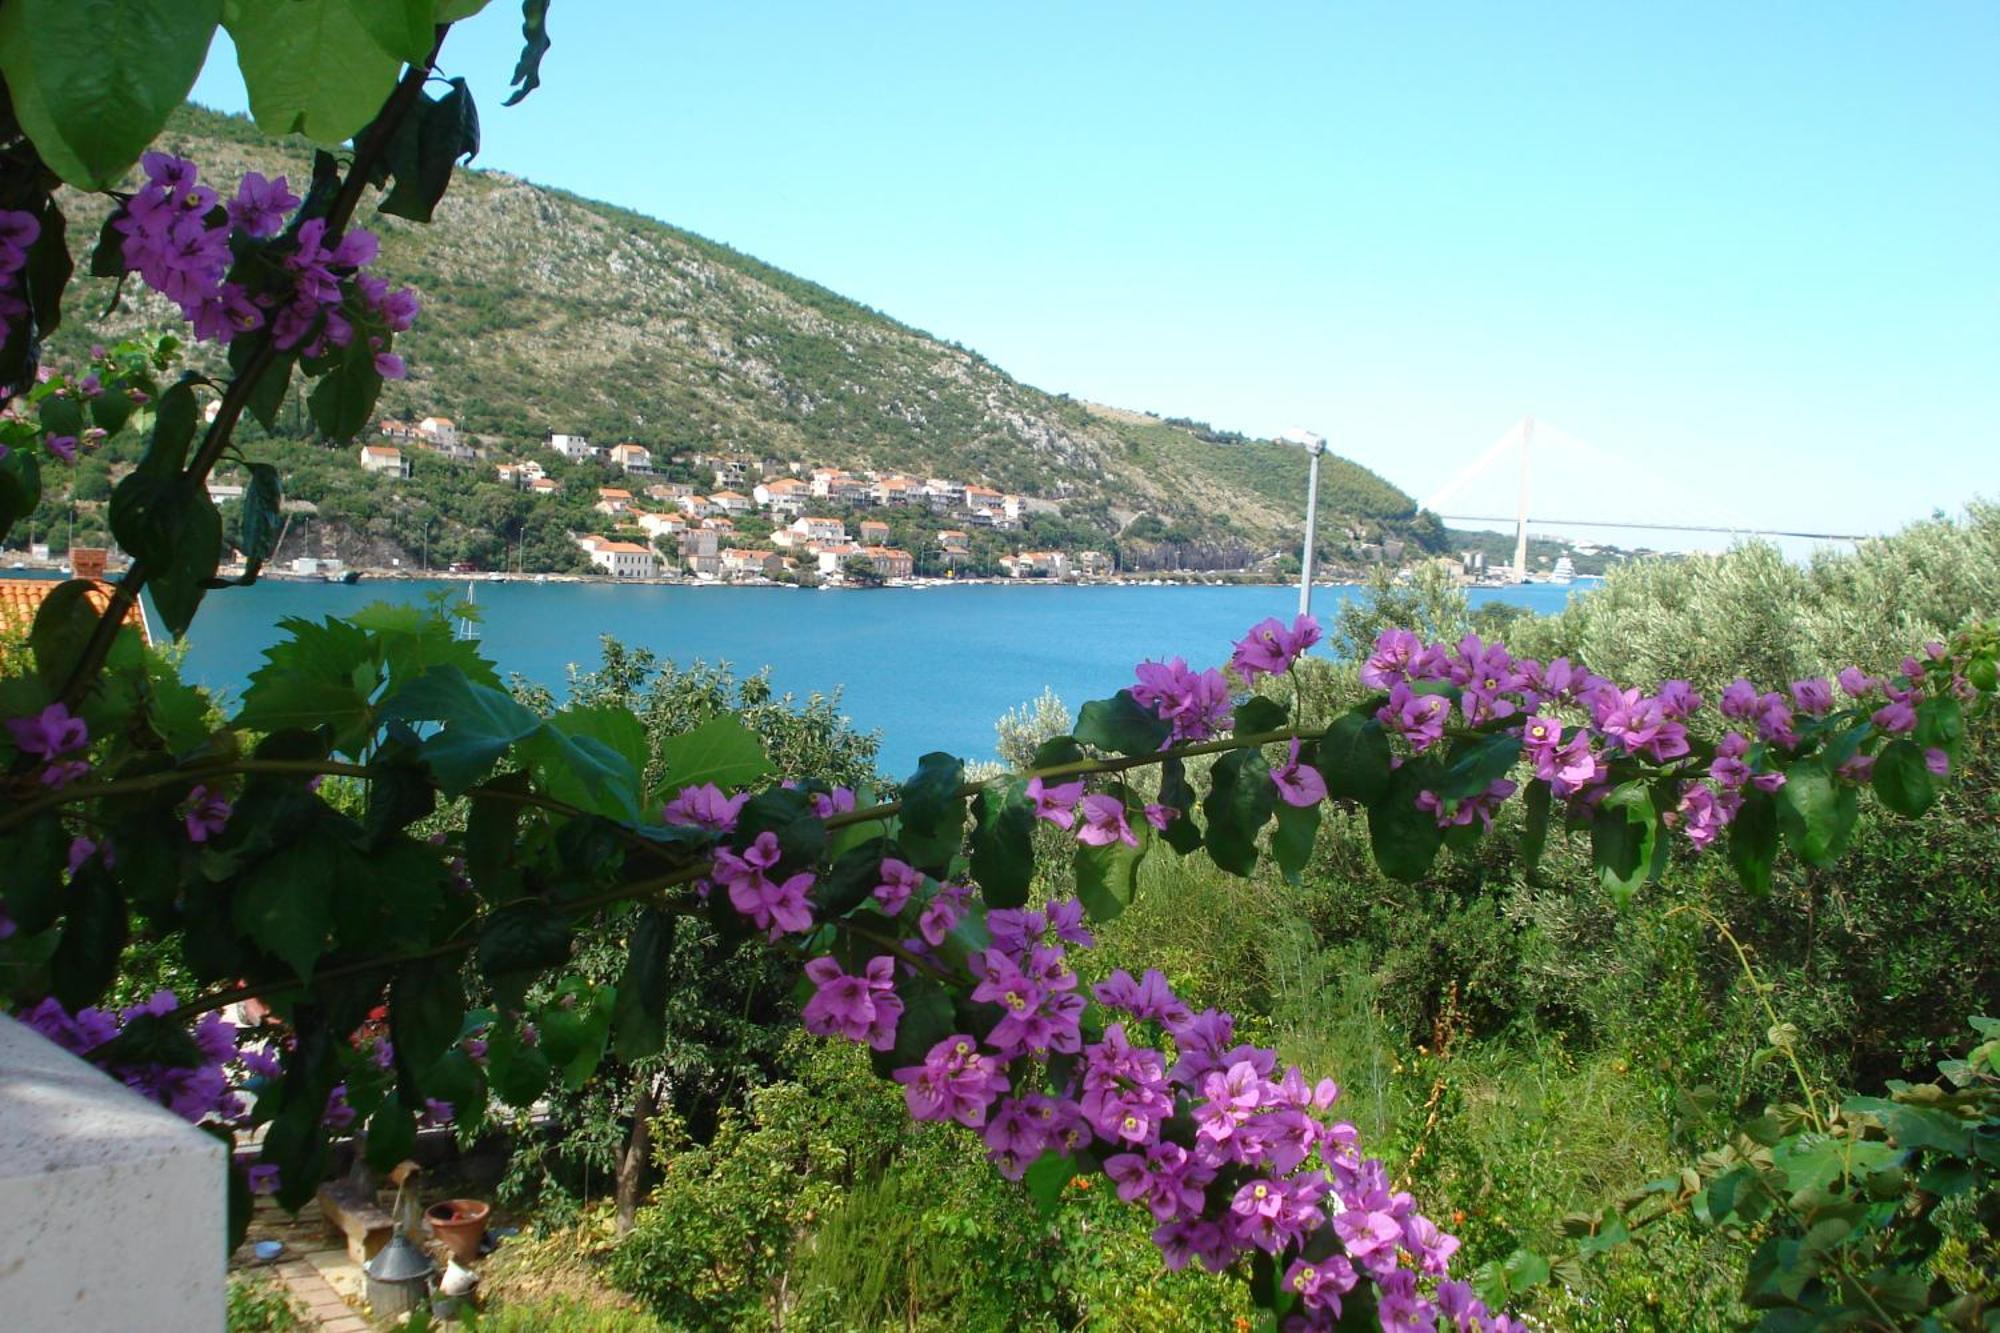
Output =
[{"x1": 109, "y1": 153, "x2": 418, "y2": 366}]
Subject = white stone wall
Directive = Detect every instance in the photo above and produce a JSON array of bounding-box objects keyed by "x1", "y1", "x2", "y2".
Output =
[{"x1": 0, "y1": 1012, "x2": 224, "y2": 1332}]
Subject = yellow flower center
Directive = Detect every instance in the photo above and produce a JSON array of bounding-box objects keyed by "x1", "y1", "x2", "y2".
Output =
[{"x1": 1253, "y1": 1184, "x2": 1268, "y2": 1199}]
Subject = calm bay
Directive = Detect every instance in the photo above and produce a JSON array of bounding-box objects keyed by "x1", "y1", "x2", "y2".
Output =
[{"x1": 172, "y1": 580, "x2": 1583, "y2": 772}]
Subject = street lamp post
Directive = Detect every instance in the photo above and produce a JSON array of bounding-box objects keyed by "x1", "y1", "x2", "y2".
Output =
[{"x1": 1281, "y1": 428, "x2": 1328, "y2": 618}]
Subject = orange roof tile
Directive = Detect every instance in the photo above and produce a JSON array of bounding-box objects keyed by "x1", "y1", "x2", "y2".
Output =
[{"x1": 0, "y1": 578, "x2": 151, "y2": 646}]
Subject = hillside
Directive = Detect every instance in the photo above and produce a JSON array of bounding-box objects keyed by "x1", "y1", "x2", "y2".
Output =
[{"x1": 40, "y1": 106, "x2": 1428, "y2": 572}]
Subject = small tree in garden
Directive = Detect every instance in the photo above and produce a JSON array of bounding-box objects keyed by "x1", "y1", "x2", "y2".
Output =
[{"x1": 1, "y1": 7, "x2": 1997, "y2": 1329}]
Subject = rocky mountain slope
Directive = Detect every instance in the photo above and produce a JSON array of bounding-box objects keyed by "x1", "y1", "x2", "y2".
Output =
[{"x1": 56, "y1": 106, "x2": 1423, "y2": 556}]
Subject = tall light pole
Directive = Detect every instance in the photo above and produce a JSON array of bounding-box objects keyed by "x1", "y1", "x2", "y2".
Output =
[{"x1": 1280, "y1": 428, "x2": 1327, "y2": 617}]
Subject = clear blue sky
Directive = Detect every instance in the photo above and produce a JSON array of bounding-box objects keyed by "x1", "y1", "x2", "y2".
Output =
[{"x1": 191, "y1": 2, "x2": 1998, "y2": 545}]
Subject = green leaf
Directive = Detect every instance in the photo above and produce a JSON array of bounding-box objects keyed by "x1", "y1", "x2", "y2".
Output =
[
  {"x1": 1591, "y1": 782, "x2": 1657, "y2": 906},
  {"x1": 734, "y1": 789, "x2": 828, "y2": 876},
  {"x1": 390, "y1": 956, "x2": 463, "y2": 1077},
  {"x1": 1271, "y1": 799, "x2": 1320, "y2": 884},
  {"x1": 898, "y1": 751, "x2": 966, "y2": 875},
  {"x1": 305, "y1": 332, "x2": 386, "y2": 440},
  {"x1": 612, "y1": 907, "x2": 671, "y2": 1063},
  {"x1": 969, "y1": 781, "x2": 1035, "y2": 909},
  {"x1": 0, "y1": 0, "x2": 222, "y2": 188},
  {"x1": 1366, "y1": 762, "x2": 1443, "y2": 883},
  {"x1": 233, "y1": 835, "x2": 337, "y2": 980},
  {"x1": 1075, "y1": 825, "x2": 1147, "y2": 922},
  {"x1": 1074, "y1": 690, "x2": 1170, "y2": 757},
  {"x1": 502, "y1": 0, "x2": 551, "y2": 106},
  {"x1": 0, "y1": 815, "x2": 68, "y2": 935},
  {"x1": 383, "y1": 665, "x2": 543, "y2": 795},
  {"x1": 1777, "y1": 759, "x2": 1858, "y2": 868},
  {"x1": 1871, "y1": 738, "x2": 1936, "y2": 818},
  {"x1": 1520, "y1": 778, "x2": 1552, "y2": 871},
  {"x1": 149, "y1": 484, "x2": 222, "y2": 638},
  {"x1": 363, "y1": 1092, "x2": 417, "y2": 1174},
  {"x1": 1729, "y1": 787, "x2": 1779, "y2": 896},
  {"x1": 519, "y1": 716, "x2": 643, "y2": 821},
  {"x1": 1315, "y1": 710, "x2": 1391, "y2": 805},
  {"x1": 418, "y1": 1050, "x2": 485, "y2": 1132},
  {"x1": 1202, "y1": 749, "x2": 1276, "y2": 876},
  {"x1": 1030, "y1": 735, "x2": 1085, "y2": 769},
  {"x1": 0, "y1": 447, "x2": 42, "y2": 541},
  {"x1": 21, "y1": 199, "x2": 72, "y2": 339},
  {"x1": 871, "y1": 975, "x2": 955, "y2": 1076},
  {"x1": 656, "y1": 713, "x2": 772, "y2": 794},
  {"x1": 1155, "y1": 757, "x2": 1204, "y2": 855},
  {"x1": 818, "y1": 840, "x2": 890, "y2": 917},
  {"x1": 1914, "y1": 696, "x2": 1964, "y2": 756},
  {"x1": 224, "y1": 0, "x2": 405, "y2": 143},
  {"x1": 477, "y1": 902, "x2": 571, "y2": 1011},
  {"x1": 541, "y1": 984, "x2": 613, "y2": 1090},
  {"x1": 380, "y1": 77, "x2": 479, "y2": 223},
  {"x1": 238, "y1": 463, "x2": 284, "y2": 575},
  {"x1": 1882, "y1": 1104, "x2": 1974, "y2": 1156},
  {"x1": 1435, "y1": 734, "x2": 1522, "y2": 801},
  {"x1": 52, "y1": 862, "x2": 127, "y2": 1012},
  {"x1": 464, "y1": 773, "x2": 526, "y2": 904},
  {"x1": 484, "y1": 1020, "x2": 550, "y2": 1107},
  {"x1": 1233, "y1": 694, "x2": 1288, "y2": 735},
  {"x1": 28, "y1": 579, "x2": 108, "y2": 694},
  {"x1": 237, "y1": 616, "x2": 383, "y2": 756},
  {"x1": 1023, "y1": 1152, "x2": 1074, "y2": 1219},
  {"x1": 433, "y1": 0, "x2": 494, "y2": 19},
  {"x1": 349, "y1": 0, "x2": 434, "y2": 61}
]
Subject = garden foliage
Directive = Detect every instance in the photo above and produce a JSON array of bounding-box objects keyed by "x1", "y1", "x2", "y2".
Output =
[{"x1": 2, "y1": 8, "x2": 1997, "y2": 1331}]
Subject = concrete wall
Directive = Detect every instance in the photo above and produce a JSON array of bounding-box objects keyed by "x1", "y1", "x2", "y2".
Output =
[{"x1": 0, "y1": 1012, "x2": 224, "y2": 1331}]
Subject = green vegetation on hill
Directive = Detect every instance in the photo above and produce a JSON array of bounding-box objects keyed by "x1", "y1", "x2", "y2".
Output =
[{"x1": 35, "y1": 105, "x2": 1428, "y2": 572}]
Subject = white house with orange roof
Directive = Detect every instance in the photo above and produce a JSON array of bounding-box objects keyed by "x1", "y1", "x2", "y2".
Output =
[
  {"x1": 677, "y1": 494, "x2": 717, "y2": 518},
  {"x1": 861, "y1": 546, "x2": 914, "y2": 579},
  {"x1": 721, "y1": 548, "x2": 784, "y2": 579},
  {"x1": 635, "y1": 511, "x2": 688, "y2": 540},
  {"x1": 814, "y1": 542, "x2": 861, "y2": 576},
  {"x1": 547, "y1": 432, "x2": 594, "y2": 460},
  {"x1": 708, "y1": 489, "x2": 754, "y2": 516},
  {"x1": 791, "y1": 515, "x2": 848, "y2": 543},
  {"x1": 359, "y1": 444, "x2": 409, "y2": 478},
  {"x1": 595, "y1": 487, "x2": 634, "y2": 515},
  {"x1": 607, "y1": 443, "x2": 654, "y2": 474},
  {"x1": 873, "y1": 476, "x2": 918, "y2": 506},
  {"x1": 417, "y1": 416, "x2": 458, "y2": 449},
  {"x1": 857, "y1": 519, "x2": 891, "y2": 545},
  {"x1": 575, "y1": 534, "x2": 657, "y2": 579},
  {"x1": 963, "y1": 484, "x2": 1003, "y2": 514},
  {"x1": 754, "y1": 477, "x2": 810, "y2": 512},
  {"x1": 1003, "y1": 550, "x2": 1068, "y2": 579}
]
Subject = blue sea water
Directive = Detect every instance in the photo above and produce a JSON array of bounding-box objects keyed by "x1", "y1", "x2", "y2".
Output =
[{"x1": 169, "y1": 580, "x2": 1583, "y2": 773}]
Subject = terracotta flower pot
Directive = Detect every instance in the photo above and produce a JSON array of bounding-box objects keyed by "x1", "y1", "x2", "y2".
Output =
[{"x1": 424, "y1": 1198, "x2": 491, "y2": 1264}]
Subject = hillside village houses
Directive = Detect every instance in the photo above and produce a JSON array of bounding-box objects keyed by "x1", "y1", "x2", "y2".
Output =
[{"x1": 352, "y1": 416, "x2": 1134, "y2": 584}]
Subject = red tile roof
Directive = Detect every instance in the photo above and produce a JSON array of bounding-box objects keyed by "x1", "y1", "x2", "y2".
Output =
[{"x1": 0, "y1": 578, "x2": 151, "y2": 646}]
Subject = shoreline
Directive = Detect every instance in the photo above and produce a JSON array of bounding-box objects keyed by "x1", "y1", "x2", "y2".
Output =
[{"x1": 3, "y1": 557, "x2": 1592, "y2": 594}]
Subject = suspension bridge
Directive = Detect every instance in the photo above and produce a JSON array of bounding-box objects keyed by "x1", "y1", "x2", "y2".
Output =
[{"x1": 1419, "y1": 417, "x2": 1870, "y2": 582}]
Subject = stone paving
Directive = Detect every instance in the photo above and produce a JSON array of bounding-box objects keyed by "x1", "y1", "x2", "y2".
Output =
[{"x1": 233, "y1": 1195, "x2": 372, "y2": 1331}]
